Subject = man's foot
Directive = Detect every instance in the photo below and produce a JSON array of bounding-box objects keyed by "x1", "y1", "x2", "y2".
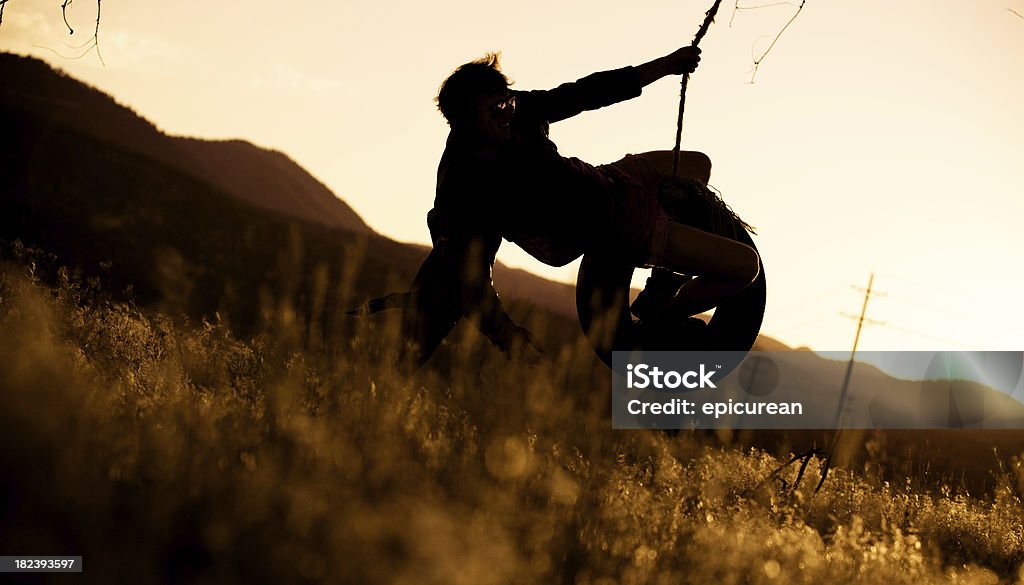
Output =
[
  {"x1": 635, "y1": 315, "x2": 707, "y2": 346},
  {"x1": 631, "y1": 269, "x2": 692, "y2": 320}
]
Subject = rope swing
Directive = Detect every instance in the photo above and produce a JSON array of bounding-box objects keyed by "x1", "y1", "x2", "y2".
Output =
[
  {"x1": 575, "y1": 0, "x2": 767, "y2": 370},
  {"x1": 671, "y1": 0, "x2": 725, "y2": 181}
]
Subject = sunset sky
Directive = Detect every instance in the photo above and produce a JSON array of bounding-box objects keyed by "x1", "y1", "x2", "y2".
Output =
[{"x1": 2, "y1": 0, "x2": 1023, "y2": 353}]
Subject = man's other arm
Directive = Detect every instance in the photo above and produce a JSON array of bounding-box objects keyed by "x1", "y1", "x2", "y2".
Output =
[{"x1": 399, "y1": 232, "x2": 537, "y2": 373}]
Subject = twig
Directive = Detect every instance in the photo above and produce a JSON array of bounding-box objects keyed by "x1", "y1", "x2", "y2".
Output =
[
  {"x1": 58, "y1": 36, "x2": 100, "y2": 51},
  {"x1": 61, "y1": 0, "x2": 106, "y2": 65},
  {"x1": 0, "y1": 0, "x2": 11, "y2": 28},
  {"x1": 93, "y1": 0, "x2": 104, "y2": 65},
  {"x1": 1009, "y1": 8, "x2": 1024, "y2": 19},
  {"x1": 730, "y1": 0, "x2": 798, "y2": 27},
  {"x1": 61, "y1": 0, "x2": 74, "y2": 34},
  {"x1": 773, "y1": 447, "x2": 828, "y2": 494},
  {"x1": 1, "y1": 0, "x2": 104, "y2": 66},
  {"x1": 741, "y1": 447, "x2": 830, "y2": 499},
  {"x1": 32, "y1": 41, "x2": 97, "y2": 61},
  {"x1": 747, "y1": 0, "x2": 806, "y2": 83}
]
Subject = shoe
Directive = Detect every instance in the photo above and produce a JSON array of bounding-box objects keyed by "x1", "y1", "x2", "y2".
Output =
[
  {"x1": 630, "y1": 269, "x2": 691, "y2": 320},
  {"x1": 635, "y1": 316, "x2": 708, "y2": 347}
]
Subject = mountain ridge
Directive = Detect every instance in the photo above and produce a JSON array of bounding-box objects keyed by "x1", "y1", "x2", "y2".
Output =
[
  {"x1": 0, "y1": 52, "x2": 370, "y2": 234},
  {"x1": 0, "y1": 52, "x2": 592, "y2": 323}
]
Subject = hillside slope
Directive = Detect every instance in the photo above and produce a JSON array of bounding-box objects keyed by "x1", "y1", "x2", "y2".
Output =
[
  {"x1": 0, "y1": 52, "x2": 369, "y2": 233},
  {"x1": 0, "y1": 53, "x2": 586, "y2": 326}
]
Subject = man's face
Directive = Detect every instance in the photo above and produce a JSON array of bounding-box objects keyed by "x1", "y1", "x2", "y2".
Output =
[{"x1": 471, "y1": 92, "x2": 515, "y2": 144}]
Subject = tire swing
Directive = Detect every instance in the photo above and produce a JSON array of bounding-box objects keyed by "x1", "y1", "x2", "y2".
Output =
[
  {"x1": 575, "y1": 179, "x2": 766, "y2": 370},
  {"x1": 575, "y1": 0, "x2": 765, "y2": 371}
]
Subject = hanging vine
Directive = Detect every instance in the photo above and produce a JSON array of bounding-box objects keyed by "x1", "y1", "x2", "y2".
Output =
[
  {"x1": 730, "y1": 0, "x2": 807, "y2": 82},
  {"x1": 0, "y1": 0, "x2": 104, "y2": 64}
]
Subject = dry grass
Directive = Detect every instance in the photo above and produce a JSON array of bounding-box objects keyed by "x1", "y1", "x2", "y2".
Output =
[{"x1": 1, "y1": 251, "x2": 1023, "y2": 584}]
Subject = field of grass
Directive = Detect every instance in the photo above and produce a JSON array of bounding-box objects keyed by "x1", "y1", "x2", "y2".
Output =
[{"x1": 1, "y1": 248, "x2": 1023, "y2": 584}]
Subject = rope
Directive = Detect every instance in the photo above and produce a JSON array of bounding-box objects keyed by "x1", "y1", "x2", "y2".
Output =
[{"x1": 671, "y1": 0, "x2": 725, "y2": 181}]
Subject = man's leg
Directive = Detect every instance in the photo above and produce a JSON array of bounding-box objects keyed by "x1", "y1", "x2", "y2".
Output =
[
  {"x1": 653, "y1": 221, "x2": 760, "y2": 318},
  {"x1": 628, "y1": 149, "x2": 716, "y2": 319}
]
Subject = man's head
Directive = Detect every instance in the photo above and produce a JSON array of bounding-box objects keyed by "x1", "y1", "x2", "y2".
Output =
[{"x1": 436, "y1": 53, "x2": 515, "y2": 142}]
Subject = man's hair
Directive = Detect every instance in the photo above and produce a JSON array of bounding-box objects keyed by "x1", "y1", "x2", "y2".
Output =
[{"x1": 435, "y1": 53, "x2": 511, "y2": 127}]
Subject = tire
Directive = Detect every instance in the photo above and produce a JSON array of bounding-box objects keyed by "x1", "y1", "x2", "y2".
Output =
[{"x1": 576, "y1": 180, "x2": 767, "y2": 369}]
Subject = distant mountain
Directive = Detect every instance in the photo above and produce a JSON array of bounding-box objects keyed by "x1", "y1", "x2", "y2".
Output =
[
  {"x1": 180, "y1": 138, "x2": 368, "y2": 234},
  {"x1": 0, "y1": 53, "x2": 369, "y2": 233},
  {"x1": 0, "y1": 52, "x2": 584, "y2": 338}
]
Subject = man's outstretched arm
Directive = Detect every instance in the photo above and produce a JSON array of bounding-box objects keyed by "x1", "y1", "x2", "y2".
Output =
[
  {"x1": 520, "y1": 46, "x2": 701, "y2": 124},
  {"x1": 635, "y1": 46, "x2": 702, "y2": 86}
]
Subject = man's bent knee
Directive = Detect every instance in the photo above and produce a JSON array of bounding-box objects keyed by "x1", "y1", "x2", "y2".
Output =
[
  {"x1": 731, "y1": 244, "x2": 760, "y2": 289},
  {"x1": 714, "y1": 238, "x2": 760, "y2": 291}
]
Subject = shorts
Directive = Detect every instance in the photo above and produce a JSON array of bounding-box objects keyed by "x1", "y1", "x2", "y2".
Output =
[{"x1": 598, "y1": 154, "x2": 672, "y2": 267}]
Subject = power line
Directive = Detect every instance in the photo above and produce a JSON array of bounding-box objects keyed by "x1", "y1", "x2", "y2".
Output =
[
  {"x1": 869, "y1": 321, "x2": 983, "y2": 350},
  {"x1": 839, "y1": 273, "x2": 1014, "y2": 348},
  {"x1": 839, "y1": 311, "x2": 885, "y2": 327},
  {"x1": 876, "y1": 292, "x2": 1024, "y2": 331},
  {"x1": 771, "y1": 283, "x2": 854, "y2": 314}
]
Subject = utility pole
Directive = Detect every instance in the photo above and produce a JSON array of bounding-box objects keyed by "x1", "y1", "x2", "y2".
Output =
[
  {"x1": 815, "y1": 273, "x2": 886, "y2": 494},
  {"x1": 833, "y1": 273, "x2": 882, "y2": 427}
]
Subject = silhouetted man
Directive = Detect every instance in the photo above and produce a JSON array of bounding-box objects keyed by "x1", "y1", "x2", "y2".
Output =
[{"x1": 359, "y1": 46, "x2": 760, "y2": 373}]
